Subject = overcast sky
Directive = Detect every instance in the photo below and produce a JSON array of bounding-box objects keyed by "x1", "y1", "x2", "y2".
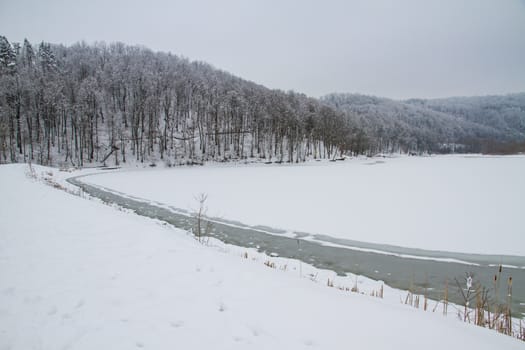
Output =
[{"x1": 1, "y1": 0, "x2": 525, "y2": 99}]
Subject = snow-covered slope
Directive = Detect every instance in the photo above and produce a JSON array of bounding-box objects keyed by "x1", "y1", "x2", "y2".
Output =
[
  {"x1": 0, "y1": 164, "x2": 523, "y2": 349},
  {"x1": 84, "y1": 155, "x2": 525, "y2": 256}
]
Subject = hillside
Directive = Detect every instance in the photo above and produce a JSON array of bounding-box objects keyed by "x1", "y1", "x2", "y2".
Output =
[
  {"x1": 1, "y1": 36, "x2": 524, "y2": 167},
  {"x1": 0, "y1": 36, "x2": 350, "y2": 167},
  {"x1": 322, "y1": 93, "x2": 525, "y2": 154}
]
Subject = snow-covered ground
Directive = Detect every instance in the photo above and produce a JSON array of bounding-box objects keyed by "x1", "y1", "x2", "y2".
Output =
[
  {"x1": 1, "y1": 163, "x2": 524, "y2": 349},
  {"x1": 84, "y1": 155, "x2": 525, "y2": 256}
]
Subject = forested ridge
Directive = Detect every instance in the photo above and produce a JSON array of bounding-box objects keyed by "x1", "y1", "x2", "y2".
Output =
[
  {"x1": 1, "y1": 36, "x2": 524, "y2": 167},
  {"x1": 322, "y1": 93, "x2": 525, "y2": 154}
]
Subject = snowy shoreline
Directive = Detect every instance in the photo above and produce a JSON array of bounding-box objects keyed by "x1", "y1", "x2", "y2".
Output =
[{"x1": 1, "y1": 162, "x2": 524, "y2": 348}]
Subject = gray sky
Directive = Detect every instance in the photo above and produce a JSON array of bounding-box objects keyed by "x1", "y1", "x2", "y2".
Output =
[{"x1": 1, "y1": 0, "x2": 525, "y2": 99}]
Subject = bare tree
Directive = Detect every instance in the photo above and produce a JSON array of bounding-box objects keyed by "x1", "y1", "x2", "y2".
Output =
[{"x1": 193, "y1": 193, "x2": 212, "y2": 243}]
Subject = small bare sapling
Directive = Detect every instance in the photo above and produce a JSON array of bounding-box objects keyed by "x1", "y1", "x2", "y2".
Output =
[{"x1": 193, "y1": 193, "x2": 212, "y2": 243}]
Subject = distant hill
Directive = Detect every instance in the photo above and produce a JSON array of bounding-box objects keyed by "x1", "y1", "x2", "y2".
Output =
[
  {"x1": 406, "y1": 94, "x2": 525, "y2": 138},
  {"x1": 321, "y1": 93, "x2": 525, "y2": 154}
]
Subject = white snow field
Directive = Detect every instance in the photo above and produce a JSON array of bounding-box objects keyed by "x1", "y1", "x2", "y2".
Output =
[
  {"x1": 1, "y1": 164, "x2": 523, "y2": 349},
  {"x1": 85, "y1": 155, "x2": 525, "y2": 256}
]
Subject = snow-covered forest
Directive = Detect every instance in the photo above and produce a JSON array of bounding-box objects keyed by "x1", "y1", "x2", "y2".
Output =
[
  {"x1": 1, "y1": 36, "x2": 524, "y2": 167},
  {"x1": 0, "y1": 36, "x2": 355, "y2": 166},
  {"x1": 322, "y1": 93, "x2": 525, "y2": 154}
]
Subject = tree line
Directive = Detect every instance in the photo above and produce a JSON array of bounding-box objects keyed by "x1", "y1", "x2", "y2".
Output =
[
  {"x1": 1, "y1": 36, "x2": 524, "y2": 167},
  {"x1": 0, "y1": 36, "x2": 360, "y2": 167}
]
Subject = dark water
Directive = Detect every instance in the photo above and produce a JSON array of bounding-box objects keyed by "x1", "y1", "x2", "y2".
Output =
[{"x1": 68, "y1": 174, "x2": 525, "y2": 318}]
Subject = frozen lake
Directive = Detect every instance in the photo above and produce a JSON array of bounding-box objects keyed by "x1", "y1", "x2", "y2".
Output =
[
  {"x1": 85, "y1": 155, "x2": 525, "y2": 256},
  {"x1": 70, "y1": 155, "x2": 525, "y2": 316}
]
